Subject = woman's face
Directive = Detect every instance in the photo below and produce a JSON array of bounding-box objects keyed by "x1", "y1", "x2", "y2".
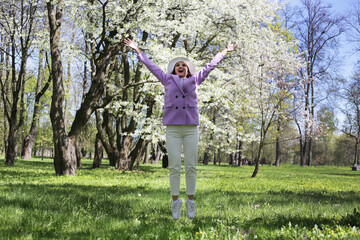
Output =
[{"x1": 174, "y1": 61, "x2": 189, "y2": 78}]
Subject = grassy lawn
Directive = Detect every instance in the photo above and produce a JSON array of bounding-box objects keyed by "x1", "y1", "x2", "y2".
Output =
[{"x1": 0, "y1": 157, "x2": 360, "y2": 239}]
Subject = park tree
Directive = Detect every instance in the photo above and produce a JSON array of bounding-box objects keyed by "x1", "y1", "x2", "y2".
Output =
[
  {"x1": 282, "y1": 0, "x2": 344, "y2": 167},
  {"x1": 332, "y1": 133, "x2": 355, "y2": 166},
  {"x1": 47, "y1": 0, "x2": 164, "y2": 175},
  {"x1": 0, "y1": 0, "x2": 40, "y2": 165},
  {"x1": 47, "y1": 0, "x2": 123, "y2": 175},
  {"x1": 93, "y1": 0, "x2": 302, "y2": 173},
  {"x1": 246, "y1": 50, "x2": 299, "y2": 177},
  {"x1": 314, "y1": 105, "x2": 337, "y2": 165},
  {"x1": 0, "y1": 35, "x2": 8, "y2": 155},
  {"x1": 21, "y1": 48, "x2": 51, "y2": 160},
  {"x1": 346, "y1": 0, "x2": 360, "y2": 53},
  {"x1": 341, "y1": 73, "x2": 360, "y2": 166},
  {"x1": 42, "y1": 0, "x2": 304, "y2": 176}
]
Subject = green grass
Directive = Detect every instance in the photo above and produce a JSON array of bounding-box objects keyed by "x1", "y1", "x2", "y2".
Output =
[{"x1": 0, "y1": 157, "x2": 360, "y2": 239}]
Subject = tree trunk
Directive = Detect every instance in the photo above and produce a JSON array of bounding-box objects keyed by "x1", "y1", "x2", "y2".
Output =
[
  {"x1": 275, "y1": 118, "x2": 281, "y2": 167},
  {"x1": 5, "y1": 124, "x2": 17, "y2": 165},
  {"x1": 307, "y1": 138, "x2": 313, "y2": 166},
  {"x1": 21, "y1": 123, "x2": 36, "y2": 160},
  {"x1": 203, "y1": 147, "x2": 210, "y2": 165},
  {"x1": 213, "y1": 149, "x2": 216, "y2": 165},
  {"x1": 5, "y1": 34, "x2": 27, "y2": 165},
  {"x1": 251, "y1": 139, "x2": 265, "y2": 178},
  {"x1": 52, "y1": 135, "x2": 77, "y2": 176},
  {"x1": 48, "y1": 0, "x2": 77, "y2": 176},
  {"x1": 21, "y1": 49, "x2": 46, "y2": 160},
  {"x1": 117, "y1": 135, "x2": 132, "y2": 171},
  {"x1": 153, "y1": 144, "x2": 161, "y2": 164},
  {"x1": 75, "y1": 139, "x2": 81, "y2": 168},
  {"x1": 64, "y1": 31, "x2": 75, "y2": 132},
  {"x1": 1, "y1": 36, "x2": 9, "y2": 160},
  {"x1": 251, "y1": 139, "x2": 264, "y2": 178},
  {"x1": 237, "y1": 139, "x2": 243, "y2": 167},
  {"x1": 218, "y1": 149, "x2": 221, "y2": 165},
  {"x1": 93, "y1": 132, "x2": 103, "y2": 168},
  {"x1": 229, "y1": 153, "x2": 234, "y2": 165},
  {"x1": 301, "y1": 138, "x2": 307, "y2": 167},
  {"x1": 308, "y1": 72, "x2": 315, "y2": 166},
  {"x1": 143, "y1": 141, "x2": 151, "y2": 164},
  {"x1": 275, "y1": 137, "x2": 281, "y2": 167},
  {"x1": 95, "y1": 109, "x2": 119, "y2": 167},
  {"x1": 228, "y1": 137, "x2": 233, "y2": 165},
  {"x1": 354, "y1": 140, "x2": 359, "y2": 165}
]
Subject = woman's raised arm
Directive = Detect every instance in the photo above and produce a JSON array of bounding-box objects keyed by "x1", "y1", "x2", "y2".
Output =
[
  {"x1": 124, "y1": 38, "x2": 142, "y2": 55},
  {"x1": 124, "y1": 38, "x2": 167, "y2": 85}
]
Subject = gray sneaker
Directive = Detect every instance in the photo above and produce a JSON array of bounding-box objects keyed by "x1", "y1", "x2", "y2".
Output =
[
  {"x1": 186, "y1": 199, "x2": 196, "y2": 219},
  {"x1": 171, "y1": 199, "x2": 182, "y2": 220}
]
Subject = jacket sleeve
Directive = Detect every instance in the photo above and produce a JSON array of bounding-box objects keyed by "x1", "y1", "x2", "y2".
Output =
[
  {"x1": 195, "y1": 52, "x2": 225, "y2": 85},
  {"x1": 137, "y1": 52, "x2": 167, "y2": 85}
]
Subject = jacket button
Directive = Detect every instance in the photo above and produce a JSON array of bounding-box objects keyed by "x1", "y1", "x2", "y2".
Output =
[
  {"x1": 176, "y1": 96, "x2": 178, "y2": 98},
  {"x1": 183, "y1": 107, "x2": 185, "y2": 109},
  {"x1": 176, "y1": 106, "x2": 178, "y2": 109},
  {"x1": 182, "y1": 96, "x2": 185, "y2": 98}
]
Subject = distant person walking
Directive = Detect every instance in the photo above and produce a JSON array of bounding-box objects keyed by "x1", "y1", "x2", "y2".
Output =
[{"x1": 124, "y1": 38, "x2": 237, "y2": 220}]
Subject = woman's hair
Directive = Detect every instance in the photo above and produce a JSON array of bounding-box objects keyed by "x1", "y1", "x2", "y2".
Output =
[{"x1": 172, "y1": 64, "x2": 192, "y2": 78}]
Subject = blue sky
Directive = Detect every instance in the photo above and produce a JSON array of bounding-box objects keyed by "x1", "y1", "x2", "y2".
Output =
[
  {"x1": 322, "y1": 0, "x2": 354, "y2": 12},
  {"x1": 289, "y1": 0, "x2": 358, "y2": 126},
  {"x1": 290, "y1": 0, "x2": 358, "y2": 78}
]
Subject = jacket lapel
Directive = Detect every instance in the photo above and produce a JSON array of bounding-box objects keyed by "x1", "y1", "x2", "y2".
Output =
[
  {"x1": 183, "y1": 77, "x2": 196, "y2": 96},
  {"x1": 171, "y1": 75, "x2": 197, "y2": 96},
  {"x1": 172, "y1": 75, "x2": 185, "y2": 95}
]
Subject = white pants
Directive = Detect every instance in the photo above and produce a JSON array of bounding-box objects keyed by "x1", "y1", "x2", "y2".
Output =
[{"x1": 166, "y1": 125, "x2": 198, "y2": 196}]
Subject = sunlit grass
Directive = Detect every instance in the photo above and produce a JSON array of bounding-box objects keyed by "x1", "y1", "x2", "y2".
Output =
[{"x1": 1, "y1": 157, "x2": 359, "y2": 239}]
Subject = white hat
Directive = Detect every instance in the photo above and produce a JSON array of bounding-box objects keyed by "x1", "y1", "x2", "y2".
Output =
[{"x1": 167, "y1": 57, "x2": 196, "y2": 75}]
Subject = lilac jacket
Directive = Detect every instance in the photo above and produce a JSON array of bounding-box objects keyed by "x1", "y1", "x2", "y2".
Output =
[{"x1": 138, "y1": 52, "x2": 225, "y2": 125}]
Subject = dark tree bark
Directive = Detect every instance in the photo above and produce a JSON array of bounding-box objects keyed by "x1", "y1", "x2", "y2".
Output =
[
  {"x1": 203, "y1": 149, "x2": 210, "y2": 165},
  {"x1": 275, "y1": 118, "x2": 281, "y2": 167},
  {"x1": 152, "y1": 143, "x2": 161, "y2": 164},
  {"x1": 229, "y1": 153, "x2": 234, "y2": 165},
  {"x1": 0, "y1": 36, "x2": 10, "y2": 159},
  {"x1": 295, "y1": 115, "x2": 306, "y2": 166},
  {"x1": 0, "y1": 1, "x2": 36, "y2": 165},
  {"x1": 0, "y1": 35, "x2": 8, "y2": 157},
  {"x1": 47, "y1": 0, "x2": 77, "y2": 175},
  {"x1": 5, "y1": 35, "x2": 27, "y2": 164},
  {"x1": 21, "y1": 50, "x2": 50, "y2": 160},
  {"x1": 128, "y1": 96, "x2": 155, "y2": 170},
  {"x1": 213, "y1": 150, "x2": 217, "y2": 165},
  {"x1": 95, "y1": 109, "x2": 119, "y2": 167},
  {"x1": 354, "y1": 141, "x2": 359, "y2": 165},
  {"x1": 251, "y1": 139, "x2": 265, "y2": 178},
  {"x1": 236, "y1": 139, "x2": 243, "y2": 167},
  {"x1": 75, "y1": 140, "x2": 82, "y2": 168},
  {"x1": 93, "y1": 132, "x2": 103, "y2": 168}
]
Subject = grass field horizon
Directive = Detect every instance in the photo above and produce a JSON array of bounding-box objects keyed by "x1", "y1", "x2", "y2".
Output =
[{"x1": 1, "y1": 157, "x2": 360, "y2": 239}]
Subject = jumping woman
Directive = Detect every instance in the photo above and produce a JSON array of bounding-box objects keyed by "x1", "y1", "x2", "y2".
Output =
[{"x1": 124, "y1": 38, "x2": 237, "y2": 220}]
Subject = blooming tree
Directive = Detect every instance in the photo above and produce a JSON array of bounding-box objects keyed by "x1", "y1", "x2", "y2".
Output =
[{"x1": 42, "y1": 0, "x2": 303, "y2": 175}]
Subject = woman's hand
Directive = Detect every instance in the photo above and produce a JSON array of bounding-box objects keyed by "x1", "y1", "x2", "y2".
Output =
[
  {"x1": 124, "y1": 38, "x2": 142, "y2": 55},
  {"x1": 226, "y1": 40, "x2": 237, "y2": 52},
  {"x1": 221, "y1": 40, "x2": 237, "y2": 56}
]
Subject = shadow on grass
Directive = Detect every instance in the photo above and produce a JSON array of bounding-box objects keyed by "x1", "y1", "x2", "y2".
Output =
[
  {"x1": 324, "y1": 172, "x2": 360, "y2": 177},
  {"x1": 1, "y1": 159, "x2": 359, "y2": 239}
]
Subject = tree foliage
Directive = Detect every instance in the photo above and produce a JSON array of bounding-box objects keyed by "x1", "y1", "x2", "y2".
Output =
[{"x1": 0, "y1": 0, "x2": 356, "y2": 175}]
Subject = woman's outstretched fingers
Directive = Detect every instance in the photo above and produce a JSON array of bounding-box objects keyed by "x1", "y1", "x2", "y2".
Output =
[
  {"x1": 124, "y1": 38, "x2": 141, "y2": 54},
  {"x1": 227, "y1": 40, "x2": 237, "y2": 52}
]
